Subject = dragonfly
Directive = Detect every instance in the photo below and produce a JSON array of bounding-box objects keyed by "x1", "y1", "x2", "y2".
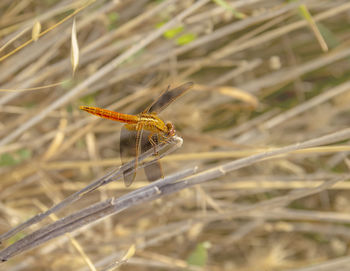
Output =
[{"x1": 80, "y1": 82, "x2": 193, "y2": 186}]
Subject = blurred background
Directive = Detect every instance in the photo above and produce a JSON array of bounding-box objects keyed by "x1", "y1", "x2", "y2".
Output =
[{"x1": 1, "y1": 0, "x2": 350, "y2": 270}]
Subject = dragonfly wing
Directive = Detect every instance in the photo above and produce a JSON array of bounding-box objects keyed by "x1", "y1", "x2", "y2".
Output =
[
  {"x1": 141, "y1": 132, "x2": 163, "y2": 182},
  {"x1": 120, "y1": 127, "x2": 138, "y2": 186},
  {"x1": 145, "y1": 82, "x2": 193, "y2": 114}
]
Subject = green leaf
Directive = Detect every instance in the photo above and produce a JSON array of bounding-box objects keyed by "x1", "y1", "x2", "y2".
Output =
[
  {"x1": 156, "y1": 22, "x2": 184, "y2": 39},
  {"x1": 164, "y1": 26, "x2": 184, "y2": 39},
  {"x1": 108, "y1": 12, "x2": 119, "y2": 23},
  {"x1": 0, "y1": 153, "x2": 17, "y2": 166},
  {"x1": 17, "y1": 149, "x2": 32, "y2": 160},
  {"x1": 176, "y1": 33, "x2": 196, "y2": 45},
  {"x1": 186, "y1": 242, "x2": 210, "y2": 267},
  {"x1": 0, "y1": 149, "x2": 32, "y2": 166}
]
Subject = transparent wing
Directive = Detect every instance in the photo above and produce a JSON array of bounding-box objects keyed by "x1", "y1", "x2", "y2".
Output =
[
  {"x1": 141, "y1": 132, "x2": 163, "y2": 182},
  {"x1": 145, "y1": 82, "x2": 193, "y2": 114},
  {"x1": 120, "y1": 127, "x2": 139, "y2": 186}
]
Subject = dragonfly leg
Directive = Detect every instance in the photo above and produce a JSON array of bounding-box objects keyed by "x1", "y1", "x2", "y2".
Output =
[
  {"x1": 148, "y1": 133, "x2": 158, "y2": 156},
  {"x1": 146, "y1": 133, "x2": 164, "y2": 180},
  {"x1": 158, "y1": 135, "x2": 172, "y2": 145},
  {"x1": 147, "y1": 133, "x2": 172, "y2": 154}
]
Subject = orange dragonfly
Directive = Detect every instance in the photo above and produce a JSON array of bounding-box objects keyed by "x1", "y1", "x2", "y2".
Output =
[{"x1": 80, "y1": 82, "x2": 193, "y2": 186}]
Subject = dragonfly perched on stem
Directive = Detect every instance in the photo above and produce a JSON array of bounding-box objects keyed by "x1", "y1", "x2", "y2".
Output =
[{"x1": 80, "y1": 82, "x2": 194, "y2": 186}]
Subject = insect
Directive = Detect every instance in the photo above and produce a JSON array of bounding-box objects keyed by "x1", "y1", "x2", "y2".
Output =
[{"x1": 80, "y1": 82, "x2": 193, "y2": 186}]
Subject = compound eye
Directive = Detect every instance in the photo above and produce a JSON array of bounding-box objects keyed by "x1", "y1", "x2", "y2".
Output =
[{"x1": 166, "y1": 122, "x2": 175, "y2": 136}]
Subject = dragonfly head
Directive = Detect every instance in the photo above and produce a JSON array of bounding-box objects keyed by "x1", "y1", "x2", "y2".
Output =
[{"x1": 166, "y1": 122, "x2": 176, "y2": 137}]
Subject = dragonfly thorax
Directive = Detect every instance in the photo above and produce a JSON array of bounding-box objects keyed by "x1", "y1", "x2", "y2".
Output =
[{"x1": 131, "y1": 113, "x2": 171, "y2": 136}]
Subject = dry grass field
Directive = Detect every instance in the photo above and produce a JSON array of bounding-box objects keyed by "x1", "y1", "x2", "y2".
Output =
[{"x1": 1, "y1": 0, "x2": 350, "y2": 270}]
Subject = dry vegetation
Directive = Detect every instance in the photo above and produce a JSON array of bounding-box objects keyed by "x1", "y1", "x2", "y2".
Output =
[{"x1": 1, "y1": 0, "x2": 350, "y2": 270}]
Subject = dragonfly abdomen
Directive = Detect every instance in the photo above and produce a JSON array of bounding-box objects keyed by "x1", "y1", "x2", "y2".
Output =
[{"x1": 80, "y1": 106, "x2": 138, "y2": 124}]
